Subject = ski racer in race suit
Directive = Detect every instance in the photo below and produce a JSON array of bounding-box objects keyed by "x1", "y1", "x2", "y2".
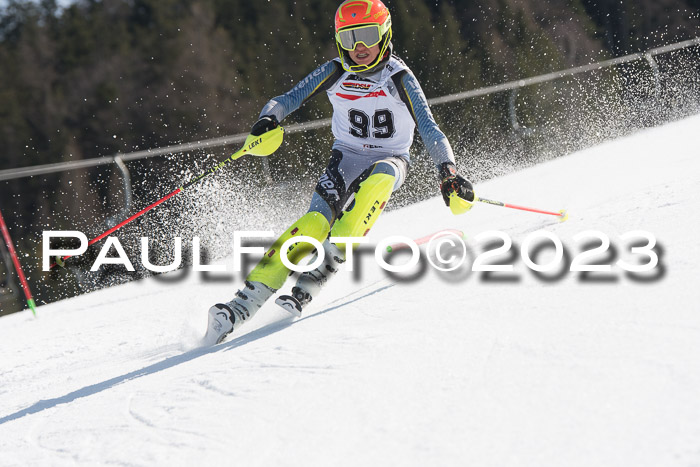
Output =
[{"x1": 206, "y1": 0, "x2": 474, "y2": 344}]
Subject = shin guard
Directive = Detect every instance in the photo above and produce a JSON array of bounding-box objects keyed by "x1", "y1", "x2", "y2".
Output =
[
  {"x1": 247, "y1": 211, "x2": 330, "y2": 290},
  {"x1": 331, "y1": 172, "x2": 395, "y2": 250}
]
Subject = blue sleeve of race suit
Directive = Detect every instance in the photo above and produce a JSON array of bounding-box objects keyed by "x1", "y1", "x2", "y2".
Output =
[
  {"x1": 259, "y1": 61, "x2": 340, "y2": 122},
  {"x1": 399, "y1": 72, "x2": 456, "y2": 167}
]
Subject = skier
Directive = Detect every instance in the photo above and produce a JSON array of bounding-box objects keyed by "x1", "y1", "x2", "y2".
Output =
[{"x1": 205, "y1": 0, "x2": 474, "y2": 344}]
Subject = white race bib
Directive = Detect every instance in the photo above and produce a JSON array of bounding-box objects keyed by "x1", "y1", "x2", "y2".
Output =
[{"x1": 327, "y1": 57, "x2": 415, "y2": 155}]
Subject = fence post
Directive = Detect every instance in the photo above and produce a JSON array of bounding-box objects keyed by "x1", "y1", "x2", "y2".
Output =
[
  {"x1": 644, "y1": 53, "x2": 661, "y2": 96},
  {"x1": 107, "y1": 155, "x2": 134, "y2": 228},
  {"x1": 509, "y1": 87, "x2": 535, "y2": 138}
]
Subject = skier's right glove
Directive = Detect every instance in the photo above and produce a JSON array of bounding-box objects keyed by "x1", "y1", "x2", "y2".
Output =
[
  {"x1": 439, "y1": 162, "x2": 475, "y2": 214},
  {"x1": 250, "y1": 115, "x2": 280, "y2": 136}
]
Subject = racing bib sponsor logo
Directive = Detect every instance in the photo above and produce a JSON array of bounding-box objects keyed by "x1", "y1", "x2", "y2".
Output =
[{"x1": 341, "y1": 81, "x2": 372, "y2": 92}]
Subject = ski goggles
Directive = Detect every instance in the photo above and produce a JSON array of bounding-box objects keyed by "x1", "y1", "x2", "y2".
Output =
[{"x1": 335, "y1": 24, "x2": 386, "y2": 51}]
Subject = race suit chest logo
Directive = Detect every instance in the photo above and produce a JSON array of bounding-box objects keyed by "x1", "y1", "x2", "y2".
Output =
[{"x1": 346, "y1": 74, "x2": 373, "y2": 82}]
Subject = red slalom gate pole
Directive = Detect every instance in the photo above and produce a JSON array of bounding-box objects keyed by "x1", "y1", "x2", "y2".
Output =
[
  {"x1": 475, "y1": 196, "x2": 569, "y2": 220},
  {"x1": 0, "y1": 208, "x2": 37, "y2": 316}
]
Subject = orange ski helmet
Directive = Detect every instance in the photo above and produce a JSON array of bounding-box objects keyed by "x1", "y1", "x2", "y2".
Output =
[{"x1": 334, "y1": 0, "x2": 393, "y2": 72}]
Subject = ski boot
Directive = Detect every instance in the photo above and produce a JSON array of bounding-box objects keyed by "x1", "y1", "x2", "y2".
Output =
[
  {"x1": 205, "y1": 280, "x2": 275, "y2": 344},
  {"x1": 275, "y1": 240, "x2": 345, "y2": 317}
]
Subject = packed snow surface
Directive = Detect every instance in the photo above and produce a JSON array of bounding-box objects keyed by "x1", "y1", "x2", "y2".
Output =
[{"x1": 2, "y1": 114, "x2": 700, "y2": 466}]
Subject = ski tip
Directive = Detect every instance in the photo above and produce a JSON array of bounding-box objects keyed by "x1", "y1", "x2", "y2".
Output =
[
  {"x1": 275, "y1": 295, "x2": 302, "y2": 318},
  {"x1": 558, "y1": 209, "x2": 569, "y2": 222}
]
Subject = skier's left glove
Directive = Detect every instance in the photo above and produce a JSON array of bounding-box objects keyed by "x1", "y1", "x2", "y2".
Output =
[
  {"x1": 250, "y1": 115, "x2": 280, "y2": 136},
  {"x1": 439, "y1": 162, "x2": 475, "y2": 214}
]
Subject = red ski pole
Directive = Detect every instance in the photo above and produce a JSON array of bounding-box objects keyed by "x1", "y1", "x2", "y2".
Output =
[
  {"x1": 50, "y1": 188, "x2": 182, "y2": 269},
  {"x1": 0, "y1": 208, "x2": 37, "y2": 315},
  {"x1": 50, "y1": 127, "x2": 284, "y2": 269},
  {"x1": 475, "y1": 196, "x2": 568, "y2": 220}
]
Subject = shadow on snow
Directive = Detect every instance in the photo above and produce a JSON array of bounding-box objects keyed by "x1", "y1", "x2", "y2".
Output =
[{"x1": 0, "y1": 282, "x2": 395, "y2": 425}]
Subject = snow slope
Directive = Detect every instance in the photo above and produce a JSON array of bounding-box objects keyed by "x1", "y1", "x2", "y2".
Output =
[{"x1": 1, "y1": 114, "x2": 700, "y2": 466}]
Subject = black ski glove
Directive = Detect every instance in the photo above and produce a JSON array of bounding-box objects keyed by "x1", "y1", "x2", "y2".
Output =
[
  {"x1": 250, "y1": 115, "x2": 280, "y2": 136},
  {"x1": 439, "y1": 162, "x2": 474, "y2": 206}
]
